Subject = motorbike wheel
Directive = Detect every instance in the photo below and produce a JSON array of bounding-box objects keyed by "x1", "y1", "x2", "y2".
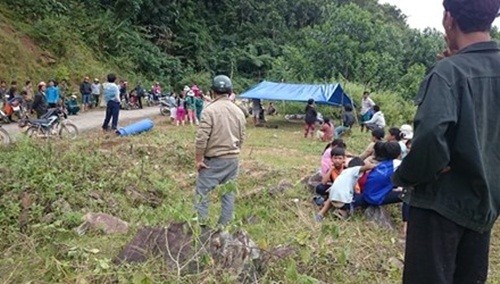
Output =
[
  {"x1": 59, "y1": 123, "x2": 79, "y2": 139},
  {"x1": 26, "y1": 126, "x2": 42, "y2": 138},
  {"x1": 160, "y1": 106, "x2": 170, "y2": 116},
  {"x1": 0, "y1": 127, "x2": 11, "y2": 145}
]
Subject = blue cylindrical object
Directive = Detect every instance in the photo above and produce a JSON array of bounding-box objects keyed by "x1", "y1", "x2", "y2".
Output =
[{"x1": 117, "y1": 119, "x2": 154, "y2": 136}]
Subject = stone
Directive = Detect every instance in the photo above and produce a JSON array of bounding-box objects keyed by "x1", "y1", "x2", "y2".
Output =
[
  {"x1": 125, "y1": 186, "x2": 161, "y2": 208},
  {"x1": 388, "y1": 256, "x2": 404, "y2": 270},
  {"x1": 306, "y1": 172, "x2": 322, "y2": 193},
  {"x1": 114, "y1": 222, "x2": 291, "y2": 282},
  {"x1": 364, "y1": 206, "x2": 395, "y2": 231},
  {"x1": 52, "y1": 198, "x2": 72, "y2": 213},
  {"x1": 74, "y1": 213, "x2": 129, "y2": 235},
  {"x1": 268, "y1": 180, "x2": 294, "y2": 196}
]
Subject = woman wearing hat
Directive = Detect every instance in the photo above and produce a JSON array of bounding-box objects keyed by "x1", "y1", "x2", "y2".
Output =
[
  {"x1": 185, "y1": 90, "x2": 197, "y2": 125},
  {"x1": 91, "y1": 78, "x2": 101, "y2": 108}
]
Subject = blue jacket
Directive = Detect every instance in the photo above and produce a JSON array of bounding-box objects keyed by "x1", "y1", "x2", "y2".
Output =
[{"x1": 46, "y1": 86, "x2": 60, "y2": 104}]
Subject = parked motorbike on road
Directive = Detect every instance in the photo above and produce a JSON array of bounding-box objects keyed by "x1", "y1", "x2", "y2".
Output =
[
  {"x1": 0, "y1": 109, "x2": 10, "y2": 123},
  {"x1": 19, "y1": 107, "x2": 79, "y2": 139},
  {"x1": 1, "y1": 97, "x2": 26, "y2": 123},
  {"x1": 159, "y1": 97, "x2": 175, "y2": 116}
]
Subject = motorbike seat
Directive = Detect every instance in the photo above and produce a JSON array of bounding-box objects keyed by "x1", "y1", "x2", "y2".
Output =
[{"x1": 28, "y1": 119, "x2": 51, "y2": 125}]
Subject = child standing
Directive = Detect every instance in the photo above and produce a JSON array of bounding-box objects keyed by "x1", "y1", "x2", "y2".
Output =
[
  {"x1": 185, "y1": 91, "x2": 196, "y2": 125},
  {"x1": 176, "y1": 94, "x2": 186, "y2": 126},
  {"x1": 304, "y1": 99, "x2": 317, "y2": 138}
]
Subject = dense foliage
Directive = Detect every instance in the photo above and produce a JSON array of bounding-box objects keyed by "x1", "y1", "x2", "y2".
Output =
[
  {"x1": 3, "y1": 0, "x2": 443, "y2": 93},
  {"x1": 3, "y1": 0, "x2": 499, "y2": 95}
]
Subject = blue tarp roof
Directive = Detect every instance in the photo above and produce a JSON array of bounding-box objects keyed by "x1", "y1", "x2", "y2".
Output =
[{"x1": 240, "y1": 81, "x2": 353, "y2": 107}]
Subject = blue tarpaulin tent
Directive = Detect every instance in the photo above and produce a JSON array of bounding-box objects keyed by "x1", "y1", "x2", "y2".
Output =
[{"x1": 240, "y1": 81, "x2": 353, "y2": 107}]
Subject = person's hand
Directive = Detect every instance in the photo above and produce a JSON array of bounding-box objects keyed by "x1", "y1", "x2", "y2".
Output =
[
  {"x1": 196, "y1": 161, "x2": 210, "y2": 172},
  {"x1": 441, "y1": 166, "x2": 451, "y2": 174},
  {"x1": 437, "y1": 35, "x2": 458, "y2": 60}
]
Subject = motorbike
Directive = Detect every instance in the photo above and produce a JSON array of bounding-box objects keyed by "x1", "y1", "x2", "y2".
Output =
[
  {"x1": 121, "y1": 92, "x2": 142, "y2": 110},
  {"x1": 0, "y1": 125, "x2": 11, "y2": 144},
  {"x1": 1, "y1": 98, "x2": 26, "y2": 123},
  {"x1": 146, "y1": 91, "x2": 168, "y2": 107},
  {"x1": 159, "y1": 97, "x2": 175, "y2": 116},
  {"x1": 19, "y1": 107, "x2": 79, "y2": 139},
  {"x1": 0, "y1": 109, "x2": 10, "y2": 123}
]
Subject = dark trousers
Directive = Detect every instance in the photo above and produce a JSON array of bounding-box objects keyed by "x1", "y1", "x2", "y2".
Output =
[
  {"x1": 137, "y1": 96, "x2": 143, "y2": 109},
  {"x1": 93, "y1": 94, "x2": 100, "y2": 107},
  {"x1": 102, "y1": 100, "x2": 120, "y2": 130},
  {"x1": 403, "y1": 207, "x2": 490, "y2": 284},
  {"x1": 315, "y1": 183, "x2": 331, "y2": 196}
]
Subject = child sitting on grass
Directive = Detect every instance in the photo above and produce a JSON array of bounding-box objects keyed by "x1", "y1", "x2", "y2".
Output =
[
  {"x1": 315, "y1": 147, "x2": 346, "y2": 204},
  {"x1": 315, "y1": 157, "x2": 376, "y2": 221}
]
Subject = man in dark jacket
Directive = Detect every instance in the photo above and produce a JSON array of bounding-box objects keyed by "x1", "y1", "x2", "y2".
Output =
[
  {"x1": 134, "y1": 83, "x2": 145, "y2": 109},
  {"x1": 32, "y1": 82, "x2": 48, "y2": 118},
  {"x1": 392, "y1": 1, "x2": 500, "y2": 283},
  {"x1": 80, "y1": 76, "x2": 92, "y2": 112}
]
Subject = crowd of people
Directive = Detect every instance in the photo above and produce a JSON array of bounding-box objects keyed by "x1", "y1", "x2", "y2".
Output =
[
  {"x1": 291, "y1": 90, "x2": 414, "y2": 235},
  {"x1": 312, "y1": 124, "x2": 413, "y2": 233},
  {"x1": 165, "y1": 85, "x2": 212, "y2": 126},
  {"x1": 0, "y1": 75, "x2": 174, "y2": 123},
  {"x1": 2, "y1": 0, "x2": 499, "y2": 283}
]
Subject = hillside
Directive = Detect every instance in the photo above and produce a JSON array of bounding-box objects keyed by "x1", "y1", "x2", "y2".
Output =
[{"x1": 0, "y1": 0, "x2": 448, "y2": 97}]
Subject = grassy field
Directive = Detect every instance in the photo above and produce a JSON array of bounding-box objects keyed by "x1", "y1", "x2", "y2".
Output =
[{"x1": 0, "y1": 115, "x2": 498, "y2": 283}]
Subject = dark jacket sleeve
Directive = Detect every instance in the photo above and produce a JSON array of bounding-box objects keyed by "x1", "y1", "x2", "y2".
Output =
[
  {"x1": 392, "y1": 73, "x2": 458, "y2": 187},
  {"x1": 32, "y1": 94, "x2": 41, "y2": 109}
]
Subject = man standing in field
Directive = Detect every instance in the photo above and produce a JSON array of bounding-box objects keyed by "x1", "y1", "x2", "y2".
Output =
[
  {"x1": 360, "y1": 91, "x2": 375, "y2": 132},
  {"x1": 392, "y1": 0, "x2": 500, "y2": 283},
  {"x1": 194, "y1": 75, "x2": 246, "y2": 226}
]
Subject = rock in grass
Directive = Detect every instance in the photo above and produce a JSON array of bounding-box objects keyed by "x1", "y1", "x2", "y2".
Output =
[
  {"x1": 306, "y1": 172, "x2": 322, "y2": 193},
  {"x1": 114, "y1": 222, "x2": 291, "y2": 282},
  {"x1": 74, "y1": 213, "x2": 129, "y2": 235},
  {"x1": 268, "y1": 180, "x2": 294, "y2": 196},
  {"x1": 364, "y1": 206, "x2": 395, "y2": 231}
]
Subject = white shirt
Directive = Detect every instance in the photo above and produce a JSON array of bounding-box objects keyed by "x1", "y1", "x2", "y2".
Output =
[
  {"x1": 91, "y1": 83, "x2": 101, "y2": 95},
  {"x1": 328, "y1": 166, "x2": 362, "y2": 204},
  {"x1": 399, "y1": 140, "x2": 408, "y2": 159},
  {"x1": 360, "y1": 97, "x2": 375, "y2": 115},
  {"x1": 365, "y1": 111, "x2": 386, "y2": 128}
]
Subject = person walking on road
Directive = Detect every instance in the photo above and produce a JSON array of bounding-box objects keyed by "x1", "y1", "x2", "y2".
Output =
[
  {"x1": 392, "y1": 0, "x2": 500, "y2": 283},
  {"x1": 194, "y1": 75, "x2": 246, "y2": 226}
]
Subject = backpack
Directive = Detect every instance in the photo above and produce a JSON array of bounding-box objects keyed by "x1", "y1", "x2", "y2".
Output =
[{"x1": 363, "y1": 160, "x2": 396, "y2": 205}]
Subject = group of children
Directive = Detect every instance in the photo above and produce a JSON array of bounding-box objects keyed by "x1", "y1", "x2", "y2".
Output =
[
  {"x1": 168, "y1": 85, "x2": 208, "y2": 126},
  {"x1": 313, "y1": 125, "x2": 414, "y2": 234}
]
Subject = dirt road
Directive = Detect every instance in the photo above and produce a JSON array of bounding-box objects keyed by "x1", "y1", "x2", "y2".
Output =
[{"x1": 2, "y1": 106, "x2": 162, "y2": 139}]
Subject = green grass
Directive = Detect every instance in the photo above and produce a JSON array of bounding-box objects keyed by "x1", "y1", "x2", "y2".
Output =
[{"x1": 0, "y1": 115, "x2": 499, "y2": 283}]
